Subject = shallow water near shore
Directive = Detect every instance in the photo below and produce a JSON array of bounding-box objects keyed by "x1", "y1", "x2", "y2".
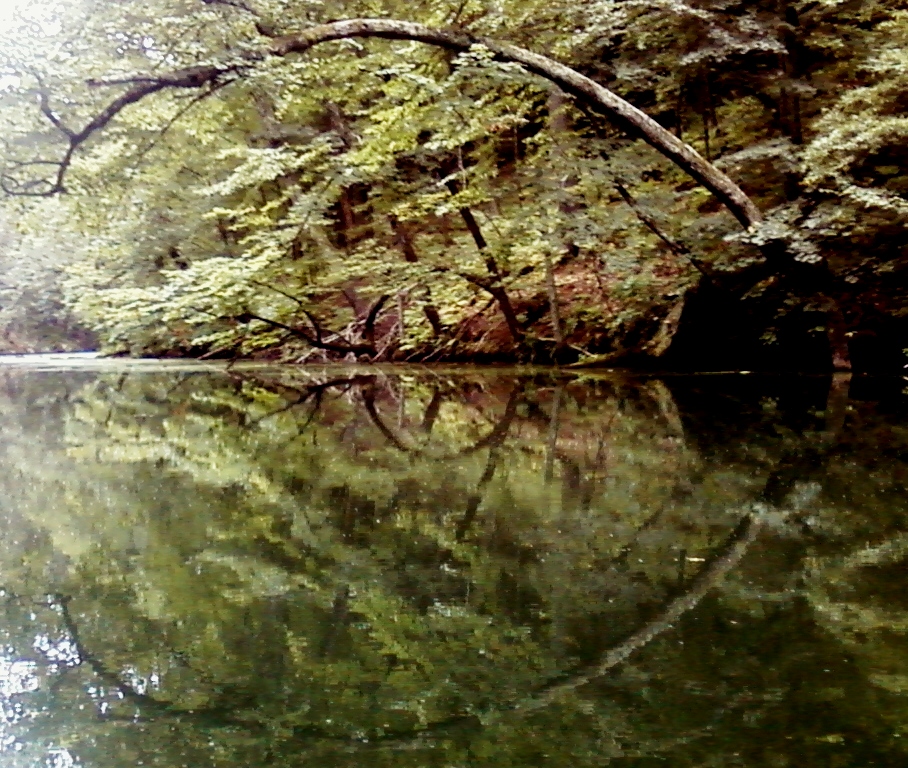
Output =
[{"x1": 0, "y1": 358, "x2": 906, "y2": 767}]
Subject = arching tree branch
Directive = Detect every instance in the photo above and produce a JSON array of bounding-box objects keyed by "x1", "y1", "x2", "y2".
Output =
[
  {"x1": 268, "y1": 19, "x2": 761, "y2": 227},
  {"x1": 6, "y1": 18, "x2": 762, "y2": 229}
]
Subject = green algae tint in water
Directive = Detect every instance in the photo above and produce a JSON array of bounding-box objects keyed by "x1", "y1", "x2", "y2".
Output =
[{"x1": 0, "y1": 363, "x2": 906, "y2": 767}]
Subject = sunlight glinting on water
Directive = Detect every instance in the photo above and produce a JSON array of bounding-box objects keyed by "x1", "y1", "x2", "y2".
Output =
[
  {"x1": 0, "y1": 655, "x2": 36, "y2": 755},
  {"x1": 0, "y1": 657, "x2": 37, "y2": 699}
]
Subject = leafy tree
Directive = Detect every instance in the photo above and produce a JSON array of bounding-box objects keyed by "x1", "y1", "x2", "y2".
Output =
[{"x1": 0, "y1": 0, "x2": 907, "y2": 369}]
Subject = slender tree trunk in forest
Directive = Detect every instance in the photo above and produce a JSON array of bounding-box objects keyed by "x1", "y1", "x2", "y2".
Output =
[
  {"x1": 445, "y1": 179, "x2": 524, "y2": 345},
  {"x1": 388, "y1": 214, "x2": 445, "y2": 337},
  {"x1": 701, "y1": 71, "x2": 719, "y2": 159},
  {"x1": 674, "y1": 81, "x2": 686, "y2": 140},
  {"x1": 423, "y1": 304, "x2": 444, "y2": 337},
  {"x1": 388, "y1": 215, "x2": 418, "y2": 263},
  {"x1": 338, "y1": 190, "x2": 355, "y2": 249},
  {"x1": 791, "y1": 93, "x2": 803, "y2": 145},
  {"x1": 821, "y1": 296, "x2": 852, "y2": 371},
  {"x1": 781, "y1": 7, "x2": 806, "y2": 145},
  {"x1": 327, "y1": 102, "x2": 366, "y2": 253},
  {"x1": 706, "y1": 72, "x2": 719, "y2": 137},
  {"x1": 824, "y1": 372, "x2": 851, "y2": 440},
  {"x1": 544, "y1": 87, "x2": 575, "y2": 352},
  {"x1": 396, "y1": 292, "x2": 406, "y2": 347},
  {"x1": 544, "y1": 250, "x2": 564, "y2": 349}
]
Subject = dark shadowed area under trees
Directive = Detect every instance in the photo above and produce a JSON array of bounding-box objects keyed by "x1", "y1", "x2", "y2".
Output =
[{"x1": 1, "y1": 0, "x2": 908, "y2": 370}]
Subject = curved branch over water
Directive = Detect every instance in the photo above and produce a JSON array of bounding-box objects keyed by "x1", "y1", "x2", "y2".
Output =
[
  {"x1": 273, "y1": 20, "x2": 761, "y2": 228},
  {"x1": 8, "y1": 18, "x2": 762, "y2": 229}
]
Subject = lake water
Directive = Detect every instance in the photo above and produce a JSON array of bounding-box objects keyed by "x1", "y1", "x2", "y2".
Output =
[{"x1": 0, "y1": 360, "x2": 906, "y2": 767}]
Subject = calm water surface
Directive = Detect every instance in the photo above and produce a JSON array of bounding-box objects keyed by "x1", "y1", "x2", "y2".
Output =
[{"x1": 0, "y1": 360, "x2": 906, "y2": 767}]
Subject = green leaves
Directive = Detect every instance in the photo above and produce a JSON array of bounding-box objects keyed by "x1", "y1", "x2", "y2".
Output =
[{"x1": 1, "y1": 0, "x2": 907, "y2": 364}]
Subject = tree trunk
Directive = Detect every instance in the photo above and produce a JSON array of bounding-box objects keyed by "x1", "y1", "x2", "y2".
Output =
[
  {"x1": 445, "y1": 179, "x2": 524, "y2": 345},
  {"x1": 388, "y1": 214, "x2": 444, "y2": 337}
]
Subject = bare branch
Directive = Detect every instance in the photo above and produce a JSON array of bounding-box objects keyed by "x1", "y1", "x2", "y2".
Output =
[
  {"x1": 363, "y1": 293, "x2": 390, "y2": 347},
  {"x1": 250, "y1": 280, "x2": 308, "y2": 307},
  {"x1": 135, "y1": 79, "x2": 236, "y2": 160},
  {"x1": 6, "y1": 64, "x2": 245, "y2": 196},
  {"x1": 37, "y1": 89, "x2": 76, "y2": 139},
  {"x1": 300, "y1": 308, "x2": 325, "y2": 344},
  {"x1": 614, "y1": 181, "x2": 712, "y2": 277},
  {"x1": 0, "y1": 160, "x2": 67, "y2": 196},
  {"x1": 240, "y1": 310, "x2": 377, "y2": 355}
]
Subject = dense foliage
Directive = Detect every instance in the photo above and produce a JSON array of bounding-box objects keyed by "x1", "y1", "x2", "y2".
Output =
[{"x1": 0, "y1": 0, "x2": 907, "y2": 369}]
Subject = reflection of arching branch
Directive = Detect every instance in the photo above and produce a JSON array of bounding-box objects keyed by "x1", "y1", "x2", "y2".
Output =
[
  {"x1": 505, "y1": 451, "x2": 822, "y2": 713},
  {"x1": 337, "y1": 507, "x2": 770, "y2": 748},
  {"x1": 32, "y1": 484, "x2": 810, "y2": 754},
  {"x1": 513, "y1": 512, "x2": 762, "y2": 711},
  {"x1": 53, "y1": 595, "x2": 265, "y2": 731}
]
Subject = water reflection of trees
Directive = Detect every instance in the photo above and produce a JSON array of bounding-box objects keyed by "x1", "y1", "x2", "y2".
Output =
[{"x1": 0, "y1": 368, "x2": 906, "y2": 766}]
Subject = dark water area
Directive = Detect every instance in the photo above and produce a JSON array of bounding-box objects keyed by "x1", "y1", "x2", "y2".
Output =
[{"x1": 0, "y1": 359, "x2": 906, "y2": 767}]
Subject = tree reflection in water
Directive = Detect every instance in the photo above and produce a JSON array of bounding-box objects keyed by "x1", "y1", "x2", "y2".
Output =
[{"x1": 0, "y1": 366, "x2": 906, "y2": 767}]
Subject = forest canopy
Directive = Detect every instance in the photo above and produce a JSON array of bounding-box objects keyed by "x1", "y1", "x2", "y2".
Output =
[{"x1": 0, "y1": 0, "x2": 906, "y2": 371}]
